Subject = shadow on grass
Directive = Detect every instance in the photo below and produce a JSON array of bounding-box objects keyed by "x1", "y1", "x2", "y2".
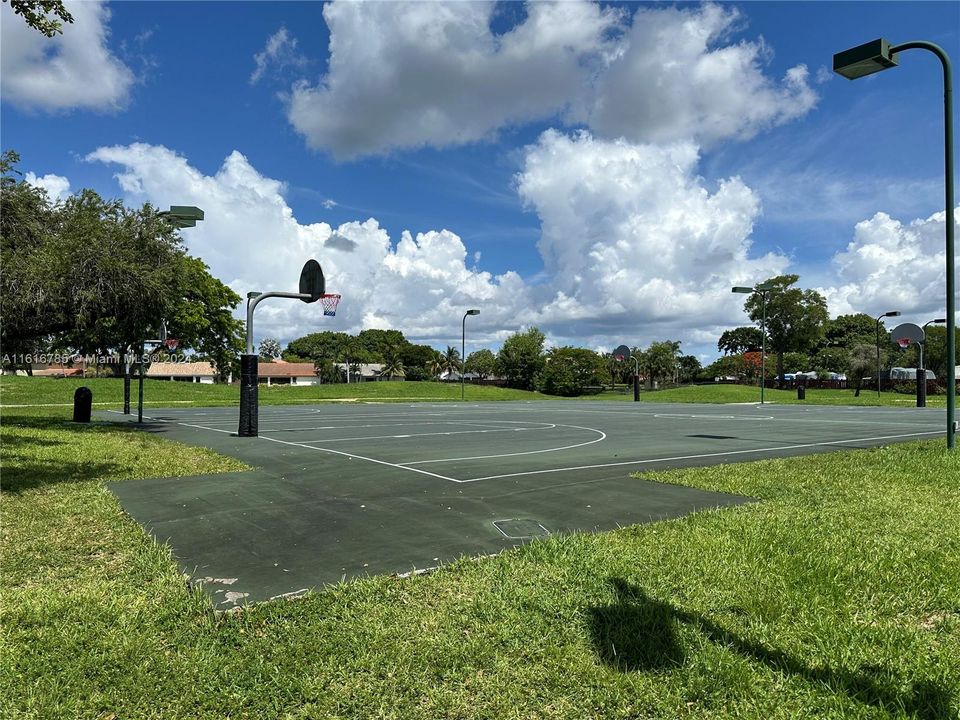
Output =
[
  {"x1": 2, "y1": 416, "x2": 130, "y2": 494},
  {"x1": 588, "y1": 579, "x2": 954, "y2": 719}
]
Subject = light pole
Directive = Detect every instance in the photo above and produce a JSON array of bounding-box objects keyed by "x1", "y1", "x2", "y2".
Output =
[
  {"x1": 462, "y1": 309, "x2": 479, "y2": 400},
  {"x1": 834, "y1": 38, "x2": 955, "y2": 448},
  {"x1": 921, "y1": 318, "x2": 948, "y2": 375},
  {"x1": 732, "y1": 282, "x2": 775, "y2": 403},
  {"x1": 875, "y1": 310, "x2": 901, "y2": 398},
  {"x1": 129, "y1": 206, "x2": 204, "y2": 421}
]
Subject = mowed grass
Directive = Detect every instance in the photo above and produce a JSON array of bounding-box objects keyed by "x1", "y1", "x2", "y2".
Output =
[
  {"x1": 2, "y1": 402, "x2": 958, "y2": 719},
  {"x1": 0, "y1": 375, "x2": 553, "y2": 408},
  {"x1": 2, "y1": 375, "x2": 947, "y2": 410}
]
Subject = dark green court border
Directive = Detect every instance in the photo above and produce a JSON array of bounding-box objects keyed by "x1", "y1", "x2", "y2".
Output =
[{"x1": 106, "y1": 401, "x2": 944, "y2": 609}]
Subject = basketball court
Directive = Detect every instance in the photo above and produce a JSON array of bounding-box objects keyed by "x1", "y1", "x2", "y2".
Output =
[{"x1": 105, "y1": 400, "x2": 944, "y2": 609}]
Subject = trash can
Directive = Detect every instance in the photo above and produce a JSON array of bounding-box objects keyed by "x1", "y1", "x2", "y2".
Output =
[
  {"x1": 797, "y1": 384, "x2": 806, "y2": 401},
  {"x1": 73, "y1": 386, "x2": 92, "y2": 423}
]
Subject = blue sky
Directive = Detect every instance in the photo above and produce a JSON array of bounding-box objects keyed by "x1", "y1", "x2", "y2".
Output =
[{"x1": 2, "y1": 1, "x2": 958, "y2": 362}]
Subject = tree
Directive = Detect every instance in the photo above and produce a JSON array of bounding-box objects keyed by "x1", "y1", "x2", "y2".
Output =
[
  {"x1": 540, "y1": 347, "x2": 605, "y2": 396},
  {"x1": 496, "y1": 327, "x2": 546, "y2": 390},
  {"x1": 464, "y1": 349, "x2": 496, "y2": 380},
  {"x1": 813, "y1": 346, "x2": 848, "y2": 374},
  {"x1": 259, "y1": 338, "x2": 281, "y2": 361},
  {"x1": 380, "y1": 355, "x2": 405, "y2": 381},
  {"x1": 4, "y1": 0, "x2": 73, "y2": 37},
  {"x1": 824, "y1": 313, "x2": 877, "y2": 350},
  {"x1": 642, "y1": 340, "x2": 681, "y2": 388},
  {"x1": 440, "y1": 346, "x2": 461, "y2": 377},
  {"x1": 742, "y1": 275, "x2": 828, "y2": 386},
  {"x1": 357, "y1": 329, "x2": 408, "y2": 362},
  {"x1": 717, "y1": 327, "x2": 763, "y2": 355},
  {"x1": 401, "y1": 343, "x2": 438, "y2": 375},
  {"x1": 847, "y1": 342, "x2": 881, "y2": 397},
  {"x1": 1, "y1": 158, "x2": 242, "y2": 377},
  {"x1": 677, "y1": 355, "x2": 702, "y2": 383}
]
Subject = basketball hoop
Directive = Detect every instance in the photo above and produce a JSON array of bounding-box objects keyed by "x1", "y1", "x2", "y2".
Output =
[
  {"x1": 896, "y1": 337, "x2": 912, "y2": 350},
  {"x1": 320, "y1": 293, "x2": 341, "y2": 317},
  {"x1": 163, "y1": 338, "x2": 179, "y2": 351}
]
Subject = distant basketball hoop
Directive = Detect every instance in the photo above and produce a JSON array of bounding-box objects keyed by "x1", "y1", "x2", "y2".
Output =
[
  {"x1": 321, "y1": 293, "x2": 341, "y2": 317},
  {"x1": 891, "y1": 322, "x2": 924, "y2": 351}
]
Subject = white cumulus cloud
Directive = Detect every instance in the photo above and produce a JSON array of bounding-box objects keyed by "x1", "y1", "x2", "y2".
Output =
[
  {"x1": 820, "y1": 207, "x2": 958, "y2": 320},
  {"x1": 86, "y1": 136, "x2": 787, "y2": 356},
  {"x1": 24, "y1": 171, "x2": 71, "y2": 202},
  {"x1": 287, "y1": 0, "x2": 623, "y2": 159},
  {"x1": 0, "y1": 0, "x2": 134, "y2": 112},
  {"x1": 516, "y1": 130, "x2": 789, "y2": 339},
  {"x1": 287, "y1": 1, "x2": 815, "y2": 159},
  {"x1": 573, "y1": 3, "x2": 817, "y2": 146}
]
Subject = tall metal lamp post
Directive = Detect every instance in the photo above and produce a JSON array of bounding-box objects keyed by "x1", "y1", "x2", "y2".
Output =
[
  {"x1": 462, "y1": 309, "x2": 480, "y2": 400},
  {"x1": 834, "y1": 38, "x2": 955, "y2": 448},
  {"x1": 875, "y1": 310, "x2": 901, "y2": 398},
  {"x1": 128, "y1": 206, "x2": 204, "y2": 421},
  {"x1": 732, "y1": 282, "x2": 775, "y2": 403}
]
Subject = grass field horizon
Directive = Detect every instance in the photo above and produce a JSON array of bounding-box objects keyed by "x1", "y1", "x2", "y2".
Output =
[{"x1": 1, "y1": 375, "x2": 946, "y2": 409}]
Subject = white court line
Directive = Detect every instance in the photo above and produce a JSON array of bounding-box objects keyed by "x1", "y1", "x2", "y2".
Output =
[
  {"x1": 292, "y1": 424, "x2": 555, "y2": 444},
  {"x1": 457, "y1": 430, "x2": 943, "y2": 483},
  {"x1": 402, "y1": 424, "x2": 606, "y2": 466},
  {"x1": 256, "y1": 434, "x2": 460, "y2": 483}
]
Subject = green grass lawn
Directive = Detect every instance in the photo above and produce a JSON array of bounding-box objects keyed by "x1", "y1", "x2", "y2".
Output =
[
  {"x1": 2, "y1": 402, "x2": 958, "y2": 719},
  {"x1": 0, "y1": 375, "x2": 553, "y2": 408},
  {"x1": 2, "y1": 375, "x2": 946, "y2": 410}
]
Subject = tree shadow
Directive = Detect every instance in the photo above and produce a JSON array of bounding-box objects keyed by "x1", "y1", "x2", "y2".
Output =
[
  {"x1": 2, "y1": 416, "x2": 124, "y2": 494},
  {"x1": 588, "y1": 579, "x2": 954, "y2": 719}
]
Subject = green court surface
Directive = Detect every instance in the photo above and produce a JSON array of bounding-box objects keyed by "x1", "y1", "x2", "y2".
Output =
[{"x1": 106, "y1": 401, "x2": 944, "y2": 609}]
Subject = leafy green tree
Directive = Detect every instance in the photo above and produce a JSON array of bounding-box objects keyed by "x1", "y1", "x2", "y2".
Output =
[
  {"x1": 742, "y1": 275, "x2": 828, "y2": 386},
  {"x1": 464, "y1": 348, "x2": 496, "y2": 380},
  {"x1": 642, "y1": 340, "x2": 681, "y2": 388},
  {"x1": 357, "y1": 329, "x2": 408, "y2": 362},
  {"x1": 1, "y1": 157, "x2": 242, "y2": 377},
  {"x1": 917, "y1": 326, "x2": 958, "y2": 380},
  {"x1": 717, "y1": 327, "x2": 763, "y2": 355},
  {"x1": 4, "y1": 0, "x2": 73, "y2": 37},
  {"x1": 782, "y1": 352, "x2": 811, "y2": 373},
  {"x1": 259, "y1": 338, "x2": 281, "y2": 361},
  {"x1": 813, "y1": 346, "x2": 848, "y2": 374},
  {"x1": 824, "y1": 313, "x2": 877, "y2": 350},
  {"x1": 496, "y1": 327, "x2": 546, "y2": 390},
  {"x1": 380, "y1": 355, "x2": 405, "y2": 380},
  {"x1": 677, "y1": 354, "x2": 702, "y2": 383},
  {"x1": 540, "y1": 347, "x2": 605, "y2": 396},
  {"x1": 400, "y1": 343, "x2": 436, "y2": 372}
]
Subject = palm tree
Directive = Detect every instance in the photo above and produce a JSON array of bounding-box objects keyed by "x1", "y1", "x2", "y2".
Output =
[
  {"x1": 380, "y1": 355, "x2": 405, "y2": 381},
  {"x1": 427, "y1": 351, "x2": 444, "y2": 380},
  {"x1": 441, "y1": 345, "x2": 461, "y2": 379}
]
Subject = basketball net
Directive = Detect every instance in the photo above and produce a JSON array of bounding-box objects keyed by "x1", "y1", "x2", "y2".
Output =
[
  {"x1": 896, "y1": 338, "x2": 912, "y2": 350},
  {"x1": 163, "y1": 339, "x2": 179, "y2": 351},
  {"x1": 321, "y1": 293, "x2": 341, "y2": 317}
]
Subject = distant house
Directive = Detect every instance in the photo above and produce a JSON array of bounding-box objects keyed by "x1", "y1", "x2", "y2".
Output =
[
  {"x1": 333, "y1": 362, "x2": 396, "y2": 382},
  {"x1": 258, "y1": 362, "x2": 319, "y2": 386},
  {"x1": 146, "y1": 362, "x2": 219, "y2": 384},
  {"x1": 32, "y1": 365, "x2": 84, "y2": 378}
]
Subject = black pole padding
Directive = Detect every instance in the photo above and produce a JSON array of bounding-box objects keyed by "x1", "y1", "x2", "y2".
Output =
[
  {"x1": 797, "y1": 379, "x2": 806, "y2": 401},
  {"x1": 123, "y1": 370, "x2": 130, "y2": 415},
  {"x1": 633, "y1": 374, "x2": 640, "y2": 402},
  {"x1": 73, "y1": 387, "x2": 92, "y2": 423},
  {"x1": 239, "y1": 354, "x2": 259, "y2": 437},
  {"x1": 917, "y1": 368, "x2": 927, "y2": 408}
]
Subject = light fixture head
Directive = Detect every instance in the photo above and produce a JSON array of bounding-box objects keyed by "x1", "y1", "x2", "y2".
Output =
[
  {"x1": 731, "y1": 287, "x2": 753, "y2": 294},
  {"x1": 834, "y1": 39, "x2": 898, "y2": 80},
  {"x1": 466, "y1": 309, "x2": 480, "y2": 315},
  {"x1": 885, "y1": 310, "x2": 902, "y2": 318}
]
